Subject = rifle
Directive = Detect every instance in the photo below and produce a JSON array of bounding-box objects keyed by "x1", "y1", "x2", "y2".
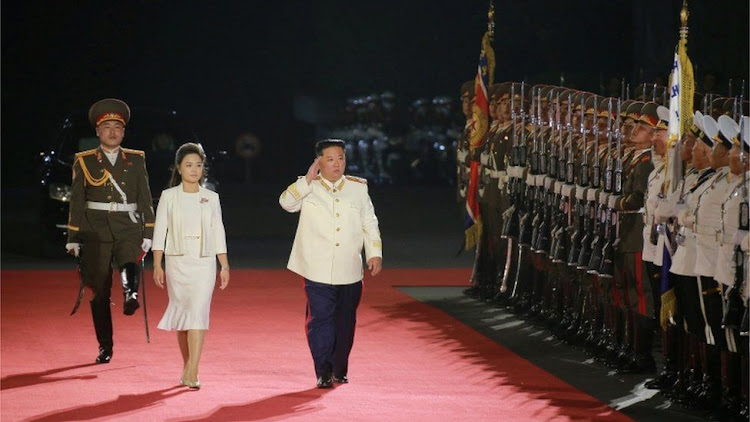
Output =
[
  {"x1": 501, "y1": 82, "x2": 521, "y2": 239},
  {"x1": 552, "y1": 92, "x2": 573, "y2": 263},
  {"x1": 588, "y1": 98, "x2": 614, "y2": 273},
  {"x1": 578, "y1": 96, "x2": 598, "y2": 269},
  {"x1": 598, "y1": 98, "x2": 622, "y2": 277},
  {"x1": 569, "y1": 94, "x2": 588, "y2": 265}
]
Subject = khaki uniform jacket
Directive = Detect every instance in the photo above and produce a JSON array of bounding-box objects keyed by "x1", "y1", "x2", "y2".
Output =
[
  {"x1": 67, "y1": 147, "x2": 155, "y2": 243},
  {"x1": 280, "y1": 175, "x2": 382, "y2": 285}
]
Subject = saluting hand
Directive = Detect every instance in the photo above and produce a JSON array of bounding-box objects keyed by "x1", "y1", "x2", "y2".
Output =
[
  {"x1": 367, "y1": 257, "x2": 382, "y2": 277},
  {"x1": 305, "y1": 158, "x2": 320, "y2": 185},
  {"x1": 154, "y1": 266, "x2": 165, "y2": 289}
]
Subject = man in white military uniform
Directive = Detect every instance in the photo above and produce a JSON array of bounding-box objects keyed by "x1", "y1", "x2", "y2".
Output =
[
  {"x1": 279, "y1": 139, "x2": 383, "y2": 389},
  {"x1": 682, "y1": 114, "x2": 733, "y2": 408}
]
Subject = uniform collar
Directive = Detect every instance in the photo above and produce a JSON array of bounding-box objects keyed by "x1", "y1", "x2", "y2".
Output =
[{"x1": 318, "y1": 175, "x2": 346, "y2": 192}]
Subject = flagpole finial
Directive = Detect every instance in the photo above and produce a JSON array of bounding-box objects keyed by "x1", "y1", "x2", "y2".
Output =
[
  {"x1": 487, "y1": 1, "x2": 495, "y2": 39},
  {"x1": 680, "y1": 0, "x2": 689, "y2": 39}
]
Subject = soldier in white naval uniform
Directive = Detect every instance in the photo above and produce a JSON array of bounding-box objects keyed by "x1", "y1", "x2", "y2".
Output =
[
  {"x1": 711, "y1": 115, "x2": 749, "y2": 417},
  {"x1": 681, "y1": 114, "x2": 732, "y2": 407},
  {"x1": 280, "y1": 139, "x2": 383, "y2": 389}
]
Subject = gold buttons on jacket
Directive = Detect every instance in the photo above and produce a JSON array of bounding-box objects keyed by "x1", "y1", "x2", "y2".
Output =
[
  {"x1": 336, "y1": 227, "x2": 340, "y2": 232},
  {"x1": 336, "y1": 213, "x2": 340, "y2": 217},
  {"x1": 335, "y1": 199, "x2": 339, "y2": 202},
  {"x1": 336, "y1": 243, "x2": 340, "y2": 246}
]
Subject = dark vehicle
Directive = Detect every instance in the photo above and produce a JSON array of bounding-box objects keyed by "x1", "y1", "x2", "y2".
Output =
[{"x1": 38, "y1": 107, "x2": 224, "y2": 255}]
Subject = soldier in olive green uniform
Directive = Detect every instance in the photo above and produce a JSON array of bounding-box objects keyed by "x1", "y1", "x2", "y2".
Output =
[
  {"x1": 611, "y1": 102, "x2": 657, "y2": 373},
  {"x1": 66, "y1": 99, "x2": 156, "y2": 364}
]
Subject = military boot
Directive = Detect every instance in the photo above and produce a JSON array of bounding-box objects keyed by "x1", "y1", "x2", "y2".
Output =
[
  {"x1": 696, "y1": 343, "x2": 721, "y2": 410},
  {"x1": 120, "y1": 262, "x2": 141, "y2": 315},
  {"x1": 710, "y1": 350, "x2": 741, "y2": 420},
  {"x1": 645, "y1": 325, "x2": 679, "y2": 389},
  {"x1": 90, "y1": 299, "x2": 113, "y2": 364}
]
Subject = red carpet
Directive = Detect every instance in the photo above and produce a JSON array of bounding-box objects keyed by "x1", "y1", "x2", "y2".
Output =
[{"x1": 1, "y1": 268, "x2": 631, "y2": 421}]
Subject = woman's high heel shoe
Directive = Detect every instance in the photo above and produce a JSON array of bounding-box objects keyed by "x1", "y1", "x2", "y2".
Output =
[{"x1": 185, "y1": 379, "x2": 201, "y2": 390}]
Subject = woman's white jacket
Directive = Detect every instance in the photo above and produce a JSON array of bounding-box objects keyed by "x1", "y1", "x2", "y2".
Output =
[{"x1": 152, "y1": 185, "x2": 227, "y2": 257}]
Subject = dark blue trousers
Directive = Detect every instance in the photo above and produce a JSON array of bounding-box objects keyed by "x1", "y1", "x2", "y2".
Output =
[{"x1": 304, "y1": 279, "x2": 363, "y2": 378}]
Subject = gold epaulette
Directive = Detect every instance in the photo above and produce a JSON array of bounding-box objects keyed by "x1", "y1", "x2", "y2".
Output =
[
  {"x1": 122, "y1": 148, "x2": 145, "y2": 157},
  {"x1": 75, "y1": 148, "x2": 97, "y2": 158},
  {"x1": 345, "y1": 175, "x2": 367, "y2": 184}
]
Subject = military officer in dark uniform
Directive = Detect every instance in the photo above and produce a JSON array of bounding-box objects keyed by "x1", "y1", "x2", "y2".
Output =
[{"x1": 65, "y1": 98, "x2": 156, "y2": 364}]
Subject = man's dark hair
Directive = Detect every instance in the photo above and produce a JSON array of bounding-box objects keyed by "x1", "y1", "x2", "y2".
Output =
[{"x1": 315, "y1": 139, "x2": 346, "y2": 157}]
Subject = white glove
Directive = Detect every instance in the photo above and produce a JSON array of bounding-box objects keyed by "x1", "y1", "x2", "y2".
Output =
[
  {"x1": 65, "y1": 243, "x2": 80, "y2": 257},
  {"x1": 677, "y1": 209, "x2": 695, "y2": 228},
  {"x1": 654, "y1": 197, "x2": 678, "y2": 223},
  {"x1": 672, "y1": 201, "x2": 688, "y2": 217},
  {"x1": 141, "y1": 238, "x2": 152, "y2": 253},
  {"x1": 734, "y1": 230, "x2": 749, "y2": 250}
]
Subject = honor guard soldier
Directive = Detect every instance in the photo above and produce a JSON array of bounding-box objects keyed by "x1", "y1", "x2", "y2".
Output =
[
  {"x1": 647, "y1": 109, "x2": 700, "y2": 393},
  {"x1": 669, "y1": 111, "x2": 718, "y2": 404},
  {"x1": 681, "y1": 114, "x2": 733, "y2": 408},
  {"x1": 66, "y1": 99, "x2": 155, "y2": 364},
  {"x1": 611, "y1": 101, "x2": 656, "y2": 373},
  {"x1": 710, "y1": 115, "x2": 748, "y2": 418}
]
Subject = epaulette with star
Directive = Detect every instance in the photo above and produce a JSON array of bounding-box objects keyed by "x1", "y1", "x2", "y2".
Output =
[{"x1": 345, "y1": 175, "x2": 367, "y2": 184}]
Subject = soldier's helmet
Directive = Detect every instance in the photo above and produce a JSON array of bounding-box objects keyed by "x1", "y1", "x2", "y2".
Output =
[{"x1": 88, "y1": 98, "x2": 130, "y2": 127}]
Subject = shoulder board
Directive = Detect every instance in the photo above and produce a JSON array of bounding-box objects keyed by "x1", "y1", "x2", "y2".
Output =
[
  {"x1": 122, "y1": 148, "x2": 145, "y2": 157},
  {"x1": 75, "y1": 148, "x2": 97, "y2": 158},
  {"x1": 345, "y1": 175, "x2": 367, "y2": 184}
]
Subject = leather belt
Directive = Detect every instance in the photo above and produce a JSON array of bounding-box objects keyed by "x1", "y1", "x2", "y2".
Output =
[{"x1": 86, "y1": 201, "x2": 137, "y2": 212}]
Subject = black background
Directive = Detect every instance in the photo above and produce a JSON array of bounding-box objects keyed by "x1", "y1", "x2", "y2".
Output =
[{"x1": 2, "y1": 0, "x2": 748, "y2": 187}]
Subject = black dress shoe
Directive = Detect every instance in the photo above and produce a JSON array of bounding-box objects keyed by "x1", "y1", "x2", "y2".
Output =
[
  {"x1": 316, "y1": 375, "x2": 333, "y2": 389},
  {"x1": 96, "y1": 347, "x2": 112, "y2": 364},
  {"x1": 333, "y1": 375, "x2": 348, "y2": 384}
]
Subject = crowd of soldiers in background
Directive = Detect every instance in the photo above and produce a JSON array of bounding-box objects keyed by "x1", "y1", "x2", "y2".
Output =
[
  {"x1": 455, "y1": 79, "x2": 749, "y2": 421},
  {"x1": 326, "y1": 92, "x2": 464, "y2": 185}
]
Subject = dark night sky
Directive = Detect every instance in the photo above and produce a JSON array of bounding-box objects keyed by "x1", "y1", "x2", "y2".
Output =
[{"x1": 2, "y1": 0, "x2": 748, "y2": 187}]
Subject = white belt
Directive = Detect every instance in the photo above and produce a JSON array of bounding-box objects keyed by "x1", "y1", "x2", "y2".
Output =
[
  {"x1": 694, "y1": 224, "x2": 719, "y2": 236},
  {"x1": 619, "y1": 209, "x2": 644, "y2": 215},
  {"x1": 86, "y1": 201, "x2": 138, "y2": 212},
  {"x1": 488, "y1": 169, "x2": 506, "y2": 178}
]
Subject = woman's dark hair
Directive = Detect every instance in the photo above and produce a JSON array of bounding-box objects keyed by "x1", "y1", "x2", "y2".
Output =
[
  {"x1": 168, "y1": 142, "x2": 206, "y2": 188},
  {"x1": 314, "y1": 139, "x2": 346, "y2": 156}
]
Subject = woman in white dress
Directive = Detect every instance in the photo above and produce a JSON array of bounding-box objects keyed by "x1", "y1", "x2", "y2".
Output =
[{"x1": 152, "y1": 142, "x2": 230, "y2": 390}]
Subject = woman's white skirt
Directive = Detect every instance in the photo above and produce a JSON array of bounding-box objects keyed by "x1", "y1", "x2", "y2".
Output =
[{"x1": 158, "y1": 237, "x2": 216, "y2": 331}]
